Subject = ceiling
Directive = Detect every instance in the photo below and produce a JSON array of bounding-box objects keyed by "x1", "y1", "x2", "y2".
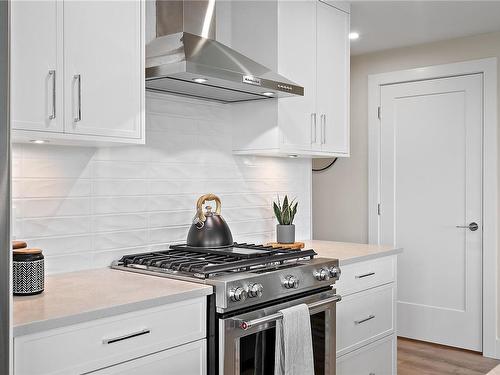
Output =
[{"x1": 350, "y1": 1, "x2": 500, "y2": 55}]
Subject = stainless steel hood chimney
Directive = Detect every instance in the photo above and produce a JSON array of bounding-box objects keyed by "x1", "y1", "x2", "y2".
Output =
[{"x1": 146, "y1": 0, "x2": 304, "y2": 103}]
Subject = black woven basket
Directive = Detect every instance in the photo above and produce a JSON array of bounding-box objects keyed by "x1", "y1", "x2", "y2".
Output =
[{"x1": 13, "y1": 251, "x2": 44, "y2": 296}]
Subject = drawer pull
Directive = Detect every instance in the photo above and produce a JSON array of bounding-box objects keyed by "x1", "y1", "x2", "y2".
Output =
[
  {"x1": 355, "y1": 272, "x2": 375, "y2": 279},
  {"x1": 354, "y1": 314, "x2": 375, "y2": 325},
  {"x1": 102, "y1": 328, "x2": 151, "y2": 345}
]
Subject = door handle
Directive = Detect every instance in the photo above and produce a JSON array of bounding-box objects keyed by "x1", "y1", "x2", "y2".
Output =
[
  {"x1": 48, "y1": 70, "x2": 56, "y2": 120},
  {"x1": 456, "y1": 222, "x2": 479, "y2": 231},
  {"x1": 320, "y1": 114, "x2": 326, "y2": 144},
  {"x1": 73, "y1": 74, "x2": 82, "y2": 122},
  {"x1": 311, "y1": 113, "x2": 317, "y2": 144},
  {"x1": 234, "y1": 294, "x2": 342, "y2": 330}
]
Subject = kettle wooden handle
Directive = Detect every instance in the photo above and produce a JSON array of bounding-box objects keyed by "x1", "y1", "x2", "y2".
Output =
[{"x1": 196, "y1": 194, "x2": 222, "y2": 222}]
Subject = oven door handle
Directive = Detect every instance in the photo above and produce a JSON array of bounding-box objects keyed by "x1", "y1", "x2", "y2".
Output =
[{"x1": 234, "y1": 294, "x2": 342, "y2": 330}]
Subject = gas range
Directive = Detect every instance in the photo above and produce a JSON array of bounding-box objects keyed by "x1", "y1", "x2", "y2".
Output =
[{"x1": 111, "y1": 242, "x2": 340, "y2": 313}]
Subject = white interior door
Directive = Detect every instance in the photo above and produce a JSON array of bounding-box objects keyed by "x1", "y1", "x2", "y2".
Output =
[{"x1": 379, "y1": 74, "x2": 483, "y2": 351}]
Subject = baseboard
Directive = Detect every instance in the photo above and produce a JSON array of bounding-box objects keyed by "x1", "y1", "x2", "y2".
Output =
[
  {"x1": 484, "y1": 338, "x2": 500, "y2": 359},
  {"x1": 495, "y1": 338, "x2": 500, "y2": 359}
]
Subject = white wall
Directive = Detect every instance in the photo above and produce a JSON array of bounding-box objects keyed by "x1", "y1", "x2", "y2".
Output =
[
  {"x1": 12, "y1": 93, "x2": 312, "y2": 274},
  {"x1": 313, "y1": 30, "x2": 500, "y2": 244},
  {"x1": 312, "y1": 30, "x2": 500, "y2": 346}
]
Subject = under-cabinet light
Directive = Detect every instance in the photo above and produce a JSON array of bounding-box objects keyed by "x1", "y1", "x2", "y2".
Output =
[
  {"x1": 349, "y1": 32, "x2": 360, "y2": 40},
  {"x1": 30, "y1": 140, "x2": 48, "y2": 144}
]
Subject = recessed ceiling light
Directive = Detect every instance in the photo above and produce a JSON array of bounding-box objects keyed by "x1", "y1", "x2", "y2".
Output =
[
  {"x1": 349, "y1": 32, "x2": 360, "y2": 40},
  {"x1": 288, "y1": 154, "x2": 299, "y2": 158},
  {"x1": 30, "y1": 140, "x2": 48, "y2": 144},
  {"x1": 262, "y1": 92, "x2": 275, "y2": 97},
  {"x1": 193, "y1": 78, "x2": 208, "y2": 84}
]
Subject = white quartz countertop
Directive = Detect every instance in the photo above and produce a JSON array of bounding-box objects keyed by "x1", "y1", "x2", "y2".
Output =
[
  {"x1": 13, "y1": 268, "x2": 213, "y2": 337},
  {"x1": 303, "y1": 240, "x2": 402, "y2": 265}
]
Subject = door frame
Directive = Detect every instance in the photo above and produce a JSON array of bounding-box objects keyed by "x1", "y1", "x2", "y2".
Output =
[{"x1": 368, "y1": 58, "x2": 498, "y2": 358}]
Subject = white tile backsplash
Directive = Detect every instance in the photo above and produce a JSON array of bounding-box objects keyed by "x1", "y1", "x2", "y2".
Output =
[
  {"x1": 12, "y1": 93, "x2": 312, "y2": 274},
  {"x1": 17, "y1": 198, "x2": 91, "y2": 218},
  {"x1": 17, "y1": 179, "x2": 92, "y2": 198}
]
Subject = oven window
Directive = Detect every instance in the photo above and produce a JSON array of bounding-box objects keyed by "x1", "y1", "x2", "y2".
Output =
[
  {"x1": 240, "y1": 329, "x2": 276, "y2": 375},
  {"x1": 238, "y1": 312, "x2": 326, "y2": 375},
  {"x1": 311, "y1": 311, "x2": 326, "y2": 374}
]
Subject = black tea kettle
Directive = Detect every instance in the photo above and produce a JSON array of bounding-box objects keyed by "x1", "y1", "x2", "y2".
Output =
[{"x1": 186, "y1": 194, "x2": 234, "y2": 248}]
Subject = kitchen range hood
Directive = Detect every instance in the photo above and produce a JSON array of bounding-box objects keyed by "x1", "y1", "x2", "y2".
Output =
[{"x1": 146, "y1": 0, "x2": 304, "y2": 103}]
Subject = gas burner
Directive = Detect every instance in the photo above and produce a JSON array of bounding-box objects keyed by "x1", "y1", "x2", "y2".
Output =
[{"x1": 115, "y1": 242, "x2": 316, "y2": 279}]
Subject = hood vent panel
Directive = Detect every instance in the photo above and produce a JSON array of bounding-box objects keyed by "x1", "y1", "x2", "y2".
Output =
[
  {"x1": 146, "y1": 77, "x2": 269, "y2": 103},
  {"x1": 146, "y1": 2, "x2": 304, "y2": 103}
]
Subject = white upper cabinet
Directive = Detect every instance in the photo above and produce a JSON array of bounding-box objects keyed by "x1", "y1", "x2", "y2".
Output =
[
  {"x1": 63, "y1": 1, "x2": 143, "y2": 140},
  {"x1": 11, "y1": 0, "x2": 145, "y2": 145},
  {"x1": 277, "y1": 1, "x2": 318, "y2": 152},
  {"x1": 317, "y1": 1, "x2": 350, "y2": 154},
  {"x1": 11, "y1": 0, "x2": 63, "y2": 133},
  {"x1": 219, "y1": 0, "x2": 350, "y2": 158}
]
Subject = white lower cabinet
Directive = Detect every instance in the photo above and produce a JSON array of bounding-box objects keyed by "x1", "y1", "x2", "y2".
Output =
[
  {"x1": 88, "y1": 339, "x2": 206, "y2": 375},
  {"x1": 336, "y1": 255, "x2": 397, "y2": 375},
  {"x1": 14, "y1": 297, "x2": 207, "y2": 375},
  {"x1": 337, "y1": 284, "x2": 395, "y2": 356},
  {"x1": 337, "y1": 335, "x2": 396, "y2": 375}
]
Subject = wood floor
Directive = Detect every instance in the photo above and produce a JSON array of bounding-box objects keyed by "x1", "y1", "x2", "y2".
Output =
[{"x1": 398, "y1": 337, "x2": 500, "y2": 375}]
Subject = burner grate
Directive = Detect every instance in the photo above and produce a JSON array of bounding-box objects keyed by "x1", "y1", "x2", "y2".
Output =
[{"x1": 117, "y1": 242, "x2": 316, "y2": 279}]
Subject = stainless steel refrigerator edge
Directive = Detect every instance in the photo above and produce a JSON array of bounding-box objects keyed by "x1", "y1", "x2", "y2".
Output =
[{"x1": 0, "y1": 0, "x2": 11, "y2": 373}]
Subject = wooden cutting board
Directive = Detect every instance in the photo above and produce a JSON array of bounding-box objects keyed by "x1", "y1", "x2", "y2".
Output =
[{"x1": 266, "y1": 242, "x2": 305, "y2": 250}]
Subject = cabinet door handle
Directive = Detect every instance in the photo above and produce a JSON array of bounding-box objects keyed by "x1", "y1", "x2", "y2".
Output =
[
  {"x1": 48, "y1": 70, "x2": 56, "y2": 120},
  {"x1": 102, "y1": 328, "x2": 151, "y2": 345},
  {"x1": 354, "y1": 314, "x2": 375, "y2": 325},
  {"x1": 321, "y1": 114, "x2": 326, "y2": 144},
  {"x1": 355, "y1": 272, "x2": 375, "y2": 279},
  {"x1": 311, "y1": 113, "x2": 317, "y2": 144},
  {"x1": 74, "y1": 74, "x2": 82, "y2": 122}
]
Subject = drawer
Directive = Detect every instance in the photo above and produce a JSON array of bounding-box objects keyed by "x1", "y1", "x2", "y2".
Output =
[
  {"x1": 336, "y1": 256, "x2": 395, "y2": 295},
  {"x1": 337, "y1": 284, "x2": 394, "y2": 356},
  {"x1": 14, "y1": 297, "x2": 206, "y2": 375},
  {"x1": 89, "y1": 339, "x2": 206, "y2": 375},
  {"x1": 337, "y1": 335, "x2": 395, "y2": 375}
]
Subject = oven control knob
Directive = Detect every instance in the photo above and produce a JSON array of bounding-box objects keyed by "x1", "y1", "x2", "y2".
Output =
[
  {"x1": 314, "y1": 268, "x2": 330, "y2": 281},
  {"x1": 284, "y1": 275, "x2": 299, "y2": 289},
  {"x1": 229, "y1": 287, "x2": 247, "y2": 302},
  {"x1": 248, "y1": 283, "x2": 264, "y2": 298},
  {"x1": 328, "y1": 266, "x2": 341, "y2": 280}
]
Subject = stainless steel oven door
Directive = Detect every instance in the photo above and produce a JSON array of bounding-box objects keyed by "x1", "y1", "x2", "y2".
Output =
[{"x1": 219, "y1": 288, "x2": 340, "y2": 375}]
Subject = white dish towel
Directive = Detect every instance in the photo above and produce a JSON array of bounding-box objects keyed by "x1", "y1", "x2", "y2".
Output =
[{"x1": 274, "y1": 303, "x2": 315, "y2": 375}]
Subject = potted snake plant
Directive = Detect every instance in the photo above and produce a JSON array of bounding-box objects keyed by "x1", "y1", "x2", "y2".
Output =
[{"x1": 273, "y1": 195, "x2": 298, "y2": 244}]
